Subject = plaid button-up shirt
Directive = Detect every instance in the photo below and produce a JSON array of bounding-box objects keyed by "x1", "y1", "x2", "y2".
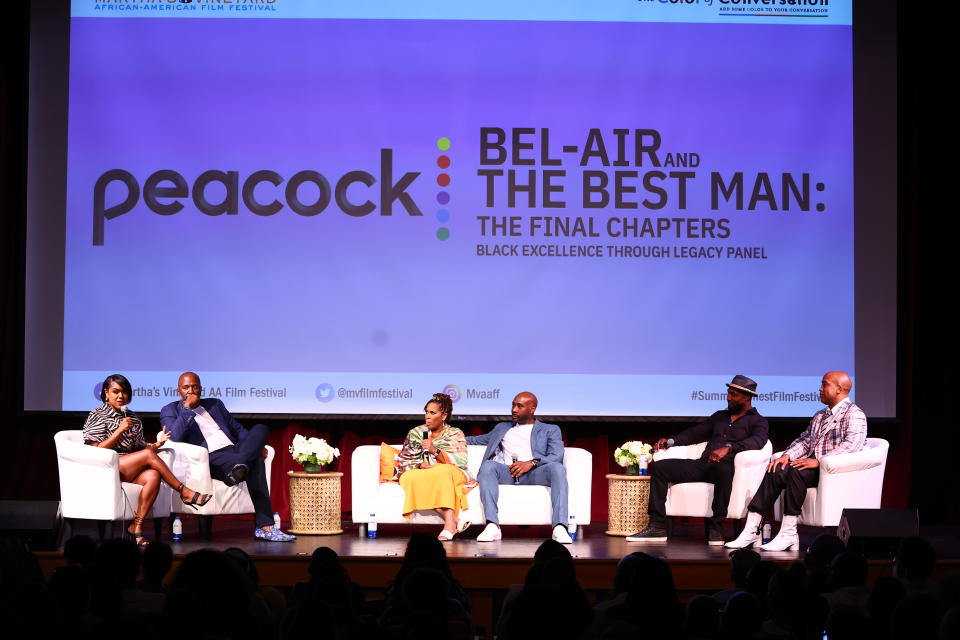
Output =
[{"x1": 783, "y1": 397, "x2": 867, "y2": 461}]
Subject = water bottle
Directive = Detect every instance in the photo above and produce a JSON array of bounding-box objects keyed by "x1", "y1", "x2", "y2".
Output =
[
  {"x1": 512, "y1": 455, "x2": 520, "y2": 484},
  {"x1": 367, "y1": 513, "x2": 378, "y2": 539},
  {"x1": 172, "y1": 515, "x2": 183, "y2": 542},
  {"x1": 638, "y1": 453, "x2": 649, "y2": 476},
  {"x1": 568, "y1": 515, "x2": 578, "y2": 541},
  {"x1": 762, "y1": 521, "x2": 772, "y2": 544},
  {"x1": 273, "y1": 512, "x2": 282, "y2": 529}
]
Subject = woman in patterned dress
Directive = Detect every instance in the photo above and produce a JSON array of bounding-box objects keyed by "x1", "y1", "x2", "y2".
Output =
[
  {"x1": 396, "y1": 393, "x2": 474, "y2": 540},
  {"x1": 83, "y1": 374, "x2": 212, "y2": 546}
]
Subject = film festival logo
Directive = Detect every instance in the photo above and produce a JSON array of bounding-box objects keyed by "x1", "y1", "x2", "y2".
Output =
[{"x1": 442, "y1": 384, "x2": 462, "y2": 403}]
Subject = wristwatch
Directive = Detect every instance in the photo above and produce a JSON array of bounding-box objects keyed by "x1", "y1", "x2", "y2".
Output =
[{"x1": 530, "y1": 458, "x2": 541, "y2": 467}]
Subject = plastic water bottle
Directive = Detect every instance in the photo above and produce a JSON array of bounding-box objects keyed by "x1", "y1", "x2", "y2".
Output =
[
  {"x1": 762, "y1": 521, "x2": 772, "y2": 544},
  {"x1": 367, "y1": 513, "x2": 378, "y2": 539},
  {"x1": 172, "y1": 515, "x2": 183, "y2": 542},
  {"x1": 568, "y1": 515, "x2": 578, "y2": 541},
  {"x1": 273, "y1": 512, "x2": 281, "y2": 529},
  {"x1": 638, "y1": 454, "x2": 649, "y2": 476}
]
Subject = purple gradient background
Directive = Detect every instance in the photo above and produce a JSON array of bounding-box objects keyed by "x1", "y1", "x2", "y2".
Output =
[{"x1": 64, "y1": 18, "x2": 852, "y2": 376}]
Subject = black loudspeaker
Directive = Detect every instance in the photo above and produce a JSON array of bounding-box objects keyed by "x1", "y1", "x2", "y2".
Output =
[
  {"x1": 0, "y1": 500, "x2": 63, "y2": 551},
  {"x1": 837, "y1": 508, "x2": 919, "y2": 559}
]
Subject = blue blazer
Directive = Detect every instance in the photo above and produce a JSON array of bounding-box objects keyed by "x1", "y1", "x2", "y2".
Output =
[
  {"x1": 159, "y1": 398, "x2": 248, "y2": 449},
  {"x1": 466, "y1": 419, "x2": 565, "y2": 465}
]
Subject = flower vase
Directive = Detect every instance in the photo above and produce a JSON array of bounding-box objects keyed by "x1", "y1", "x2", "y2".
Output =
[
  {"x1": 625, "y1": 464, "x2": 639, "y2": 476},
  {"x1": 302, "y1": 463, "x2": 324, "y2": 474}
]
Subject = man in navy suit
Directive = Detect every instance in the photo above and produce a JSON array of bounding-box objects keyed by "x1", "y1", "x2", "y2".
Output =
[
  {"x1": 466, "y1": 391, "x2": 572, "y2": 544},
  {"x1": 160, "y1": 372, "x2": 295, "y2": 542}
]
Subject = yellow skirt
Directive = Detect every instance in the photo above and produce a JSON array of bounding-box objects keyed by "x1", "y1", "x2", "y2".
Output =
[{"x1": 399, "y1": 462, "x2": 468, "y2": 518}]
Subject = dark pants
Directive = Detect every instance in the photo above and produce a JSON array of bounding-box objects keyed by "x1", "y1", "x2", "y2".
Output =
[
  {"x1": 208, "y1": 423, "x2": 273, "y2": 528},
  {"x1": 648, "y1": 458, "x2": 736, "y2": 525},
  {"x1": 748, "y1": 465, "x2": 819, "y2": 517}
]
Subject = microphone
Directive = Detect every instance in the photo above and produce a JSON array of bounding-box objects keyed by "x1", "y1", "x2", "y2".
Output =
[
  {"x1": 666, "y1": 438, "x2": 675, "y2": 448},
  {"x1": 512, "y1": 455, "x2": 520, "y2": 484},
  {"x1": 423, "y1": 428, "x2": 430, "y2": 455},
  {"x1": 120, "y1": 405, "x2": 129, "y2": 418}
]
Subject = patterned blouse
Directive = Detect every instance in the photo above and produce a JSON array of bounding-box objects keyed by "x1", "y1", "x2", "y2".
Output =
[
  {"x1": 396, "y1": 425, "x2": 473, "y2": 481},
  {"x1": 83, "y1": 403, "x2": 148, "y2": 455}
]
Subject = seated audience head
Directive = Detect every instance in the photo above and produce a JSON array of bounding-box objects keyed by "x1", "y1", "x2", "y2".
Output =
[
  {"x1": 866, "y1": 576, "x2": 906, "y2": 630},
  {"x1": 728, "y1": 548, "x2": 761, "y2": 588},
  {"x1": 308, "y1": 546, "x2": 347, "y2": 581},
  {"x1": 720, "y1": 591, "x2": 763, "y2": 640},
  {"x1": 224, "y1": 546, "x2": 260, "y2": 588},
  {"x1": 63, "y1": 535, "x2": 97, "y2": 567},
  {"x1": 828, "y1": 551, "x2": 868, "y2": 590},
  {"x1": 894, "y1": 536, "x2": 937, "y2": 586},
  {"x1": 684, "y1": 594, "x2": 720, "y2": 638},
  {"x1": 400, "y1": 531, "x2": 453, "y2": 578},
  {"x1": 94, "y1": 538, "x2": 141, "y2": 589},
  {"x1": 141, "y1": 540, "x2": 173, "y2": 584},
  {"x1": 826, "y1": 605, "x2": 870, "y2": 640},
  {"x1": 805, "y1": 533, "x2": 846, "y2": 570},
  {"x1": 891, "y1": 593, "x2": 941, "y2": 640},
  {"x1": 745, "y1": 560, "x2": 780, "y2": 603}
]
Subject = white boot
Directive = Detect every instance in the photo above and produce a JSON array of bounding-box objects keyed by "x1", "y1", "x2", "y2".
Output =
[
  {"x1": 725, "y1": 511, "x2": 763, "y2": 549},
  {"x1": 760, "y1": 515, "x2": 799, "y2": 551}
]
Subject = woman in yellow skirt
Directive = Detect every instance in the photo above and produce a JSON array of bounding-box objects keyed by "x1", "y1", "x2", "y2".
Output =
[{"x1": 396, "y1": 392, "x2": 474, "y2": 540}]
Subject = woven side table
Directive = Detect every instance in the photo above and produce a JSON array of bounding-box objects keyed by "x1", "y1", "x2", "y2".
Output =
[
  {"x1": 605, "y1": 474, "x2": 650, "y2": 536},
  {"x1": 287, "y1": 471, "x2": 344, "y2": 535}
]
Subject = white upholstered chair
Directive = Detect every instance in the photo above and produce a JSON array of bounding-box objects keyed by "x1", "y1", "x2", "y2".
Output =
[
  {"x1": 352, "y1": 444, "x2": 592, "y2": 535},
  {"x1": 160, "y1": 437, "x2": 275, "y2": 538},
  {"x1": 773, "y1": 437, "x2": 889, "y2": 527},
  {"x1": 652, "y1": 440, "x2": 773, "y2": 519},
  {"x1": 55, "y1": 430, "x2": 172, "y2": 539}
]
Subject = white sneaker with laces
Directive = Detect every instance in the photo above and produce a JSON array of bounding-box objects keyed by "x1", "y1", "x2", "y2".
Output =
[
  {"x1": 552, "y1": 524, "x2": 573, "y2": 544},
  {"x1": 476, "y1": 522, "x2": 502, "y2": 542}
]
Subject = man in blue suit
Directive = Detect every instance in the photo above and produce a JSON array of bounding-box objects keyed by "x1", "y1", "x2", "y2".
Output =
[
  {"x1": 467, "y1": 391, "x2": 572, "y2": 544},
  {"x1": 160, "y1": 372, "x2": 295, "y2": 542}
]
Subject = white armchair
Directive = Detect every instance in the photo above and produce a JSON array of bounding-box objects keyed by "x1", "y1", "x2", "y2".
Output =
[
  {"x1": 160, "y1": 438, "x2": 274, "y2": 538},
  {"x1": 55, "y1": 430, "x2": 172, "y2": 539},
  {"x1": 774, "y1": 437, "x2": 889, "y2": 527},
  {"x1": 652, "y1": 440, "x2": 773, "y2": 519}
]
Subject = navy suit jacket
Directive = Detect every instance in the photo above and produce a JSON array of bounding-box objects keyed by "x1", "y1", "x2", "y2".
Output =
[
  {"x1": 466, "y1": 419, "x2": 565, "y2": 465},
  {"x1": 160, "y1": 398, "x2": 248, "y2": 449}
]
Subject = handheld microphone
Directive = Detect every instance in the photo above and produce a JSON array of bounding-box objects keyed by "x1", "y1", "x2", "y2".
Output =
[
  {"x1": 423, "y1": 428, "x2": 430, "y2": 455},
  {"x1": 120, "y1": 405, "x2": 129, "y2": 418},
  {"x1": 665, "y1": 438, "x2": 675, "y2": 448},
  {"x1": 512, "y1": 455, "x2": 520, "y2": 484}
]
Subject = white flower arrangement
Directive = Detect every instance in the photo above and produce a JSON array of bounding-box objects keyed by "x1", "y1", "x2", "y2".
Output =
[
  {"x1": 614, "y1": 440, "x2": 653, "y2": 468},
  {"x1": 289, "y1": 434, "x2": 340, "y2": 468}
]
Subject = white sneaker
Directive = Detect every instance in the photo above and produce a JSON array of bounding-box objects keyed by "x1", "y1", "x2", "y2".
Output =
[
  {"x1": 476, "y1": 522, "x2": 501, "y2": 542},
  {"x1": 552, "y1": 524, "x2": 573, "y2": 544}
]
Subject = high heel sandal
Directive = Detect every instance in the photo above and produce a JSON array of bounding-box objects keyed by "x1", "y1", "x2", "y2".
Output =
[
  {"x1": 176, "y1": 482, "x2": 213, "y2": 510},
  {"x1": 127, "y1": 515, "x2": 149, "y2": 548}
]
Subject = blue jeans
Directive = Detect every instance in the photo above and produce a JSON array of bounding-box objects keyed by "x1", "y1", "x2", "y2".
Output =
[{"x1": 476, "y1": 460, "x2": 569, "y2": 527}]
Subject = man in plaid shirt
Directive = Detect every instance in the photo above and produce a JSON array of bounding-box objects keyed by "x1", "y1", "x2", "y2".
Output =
[{"x1": 726, "y1": 371, "x2": 867, "y2": 551}]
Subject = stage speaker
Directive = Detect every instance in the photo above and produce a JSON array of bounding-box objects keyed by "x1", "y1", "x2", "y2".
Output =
[
  {"x1": 0, "y1": 500, "x2": 63, "y2": 551},
  {"x1": 837, "y1": 508, "x2": 919, "y2": 559}
]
